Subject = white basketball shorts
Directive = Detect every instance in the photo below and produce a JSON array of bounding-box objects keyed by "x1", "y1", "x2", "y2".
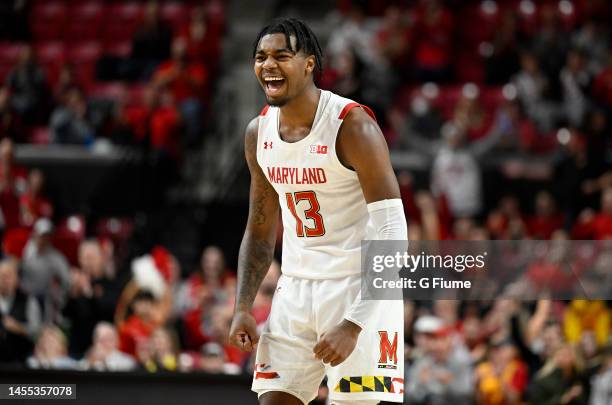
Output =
[{"x1": 252, "y1": 273, "x2": 404, "y2": 404}]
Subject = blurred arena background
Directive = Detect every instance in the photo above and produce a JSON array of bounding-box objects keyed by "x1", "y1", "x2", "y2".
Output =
[{"x1": 0, "y1": 0, "x2": 611, "y2": 404}]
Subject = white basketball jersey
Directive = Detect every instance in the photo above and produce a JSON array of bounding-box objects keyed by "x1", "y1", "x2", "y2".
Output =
[{"x1": 256, "y1": 90, "x2": 376, "y2": 279}]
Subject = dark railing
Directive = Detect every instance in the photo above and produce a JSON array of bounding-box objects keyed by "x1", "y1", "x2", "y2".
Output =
[{"x1": 0, "y1": 367, "x2": 257, "y2": 405}]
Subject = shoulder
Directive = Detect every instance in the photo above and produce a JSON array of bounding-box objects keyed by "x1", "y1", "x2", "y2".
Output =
[
  {"x1": 245, "y1": 105, "x2": 272, "y2": 147},
  {"x1": 244, "y1": 115, "x2": 260, "y2": 151},
  {"x1": 337, "y1": 105, "x2": 385, "y2": 155},
  {"x1": 336, "y1": 105, "x2": 388, "y2": 170},
  {"x1": 338, "y1": 105, "x2": 380, "y2": 138}
]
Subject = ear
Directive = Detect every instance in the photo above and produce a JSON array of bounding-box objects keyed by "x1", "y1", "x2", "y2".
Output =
[{"x1": 305, "y1": 55, "x2": 316, "y2": 74}]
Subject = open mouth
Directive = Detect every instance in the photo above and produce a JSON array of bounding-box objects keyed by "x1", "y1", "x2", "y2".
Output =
[{"x1": 263, "y1": 76, "x2": 286, "y2": 96}]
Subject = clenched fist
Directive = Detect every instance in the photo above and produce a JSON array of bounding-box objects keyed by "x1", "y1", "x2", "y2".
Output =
[
  {"x1": 229, "y1": 311, "x2": 259, "y2": 352},
  {"x1": 313, "y1": 319, "x2": 361, "y2": 367}
]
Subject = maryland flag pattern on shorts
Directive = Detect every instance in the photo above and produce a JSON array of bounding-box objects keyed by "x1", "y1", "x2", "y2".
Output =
[{"x1": 334, "y1": 376, "x2": 404, "y2": 394}]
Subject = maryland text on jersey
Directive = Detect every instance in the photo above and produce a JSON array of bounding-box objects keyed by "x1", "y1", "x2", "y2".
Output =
[{"x1": 266, "y1": 167, "x2": 328, "y2": 185}]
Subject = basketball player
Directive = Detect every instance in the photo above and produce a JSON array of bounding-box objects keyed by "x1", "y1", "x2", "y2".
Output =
[{"x1": 229, "y1": 18, "x2": 407, "y2": 405}]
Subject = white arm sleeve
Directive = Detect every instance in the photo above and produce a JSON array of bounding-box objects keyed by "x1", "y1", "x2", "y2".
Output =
[{"x1": 344, "y1": 198, "x2": 408, "y2": 329}]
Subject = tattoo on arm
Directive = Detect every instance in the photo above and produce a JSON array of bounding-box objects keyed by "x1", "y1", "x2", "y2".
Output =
[
  {"x1": 235, "y1": 117, "x2": 278, "y2": 313},
  {"x1": 235, "y1": 235, "x2": 274, "y2": 312}
]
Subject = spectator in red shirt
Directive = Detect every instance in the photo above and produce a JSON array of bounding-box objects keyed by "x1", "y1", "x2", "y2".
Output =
[
  {"x1": 451, "y1": 91, "x2": 494, "y2": 142},
  {"x1": 374, "y1": 6, "x2": 413, "y2": 74},
  {"x1": 118, "y1": 289, "x2": 157, "y2": 356},
  {"x1": 572, "y1": 187, "x2": 612, "y2": 239},
  {"x1": 20, "y1": 169, "x2": 53, "y2": 227},
  {"x1": 487, "y1": 196, "x2": 527, "y2": 240},
  {"x1": 130, "y1": 0, "x2": 173, "y2": 79},
  {"x1": 175, "y1": 246, "x2": 232, "y2": 318},
  {"x1": 412, "y1": 0, "x2": 454, "y2": 82},
  {"x1": 0, "y1": 138, "x2": 26, "y2": 231},
  {"x1": 121, "y1": 85, "x2": 180, "y2": 157},
  {"x1": 0, "y1": 86, "x2": 25, "y2": 143},
  {"x1": 592, "y1": 48, "x2": 612, "y2": 107},
  {"x1": 526, "y1": 191, "x2": 565, "y2": 239},
  {"x1": 154, "y1": 37, "x2": 207, "y2": 144},
  {"x1": 177, "y1": 6, "x2": 222, "y2": 75}
]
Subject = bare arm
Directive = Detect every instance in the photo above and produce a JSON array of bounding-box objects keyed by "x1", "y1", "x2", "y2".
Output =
[
  {"x1": 336, "y1": 107, "x2": 400, "y2": 202},
  {"x1": 314, "y1": 107, "x2": 407, "y2": 366},
  {"x1": 235, "y1": 117, "x2": 280, "y2": 313},
  {"x1": 230, "y1": 117, "x2": 279, "y2": 351}
]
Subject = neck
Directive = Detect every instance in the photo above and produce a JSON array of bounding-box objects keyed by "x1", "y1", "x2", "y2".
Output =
[{"x1": 278, "y1": 84, "x2": 320, "y2": 129}]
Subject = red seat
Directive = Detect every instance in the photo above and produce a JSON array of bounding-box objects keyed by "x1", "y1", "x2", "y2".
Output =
[
  {"x1": 104, "y1": 41, "x2": 132, "y2": 57},
  {"x1": 126, "y1": 84, "x2": 146, "y2": 106},
  {"x1": 35, "y1": 41, "x2": 66, "y2": 63},
  {"x1": 29, "y1": 126, "x2": 50, "y2": 145},
  {"x1": 67, "y1": 41, "x2": 102, "y2": 64},
  {"x1": 0, "y1": 43, "x2": 24, "y2": 65},
  {"x1": 104, "y1": 3, "x2": 144, "y2": 41},
  {"x1": 435, "y1": 85, "x2": 464, "y2": 119},
  {"x1": 455, "y1": 50, "x2": 486, "y2": 84},
  {"x1": 67, "y1": 42, "x2": 102, "y2": 89},
  {"x1": 517, "y1": 0, "x2": 539, "y2": 36},
  {"x1": 30, "y1": 0, "x2": 67, "y2": 22},
  {"x1": 481, "y1": 86, "x2": 506, "y2": 110},
  {"x1": 2, "y1": 227, "x2": 32, "y2": 259},
  {"x1": 161, "y1": 2, "x2": 190, "y2": 31},
  {"x1": 34, "y1": 41, "x2": 66, "y2": 84},
  {"x1": 30, "y1": 1, "x2": 67, "y2": 41},
  {"x1": 0, "y1": 64, "x2": 13, "y2": 82},
  {"x1": 89, "y1": 82, "x2": 126, "y2": 101},
  {"x1": 557, "y1": 0, "x2": 577, "y2": 31},
  {"x1": 65, "y1": 1, "x2": 107, "y2": 41}
]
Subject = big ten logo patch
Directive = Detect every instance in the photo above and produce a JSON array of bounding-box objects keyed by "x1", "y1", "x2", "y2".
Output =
[
  {"x1": 378, "y1": 331, "x2": 398, "y2": 369},
  {"x1": 309, "y1": 144, "x2": 328, "y2": 154}
]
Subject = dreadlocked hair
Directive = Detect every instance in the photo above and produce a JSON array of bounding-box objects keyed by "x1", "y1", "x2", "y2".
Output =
[{"x1": 252, "y1": 18, "x2": 324, "y2": 77}]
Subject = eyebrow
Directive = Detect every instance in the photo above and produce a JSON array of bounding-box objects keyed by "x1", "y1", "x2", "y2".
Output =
[{"x1": 255, "y1": 48, "x2": 296, "y2": 55}]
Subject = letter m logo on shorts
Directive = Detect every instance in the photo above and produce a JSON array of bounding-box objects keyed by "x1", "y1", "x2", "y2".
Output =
[{"x1": 378, "y1": 331, "x2": 398, "y2": 367}]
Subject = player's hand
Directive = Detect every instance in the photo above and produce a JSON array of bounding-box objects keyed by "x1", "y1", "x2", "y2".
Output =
[
  {"x1": 313, "y1": 319, "x2": 361, "y2": 367},
  {"x1": 229, "y1": 311, "x2": 259, "y2": 352}
]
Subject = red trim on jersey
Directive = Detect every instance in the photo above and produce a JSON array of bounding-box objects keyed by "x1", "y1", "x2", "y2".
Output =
[
  {"x1": 338, "y1": 102, "x2": 377, "y2": 122},
  {"x1": 260, "y1": 105, "x2": 270, "y2": 116},
  {"x1": 255, "y1": 371, "x2": 280, "y2": 379}
]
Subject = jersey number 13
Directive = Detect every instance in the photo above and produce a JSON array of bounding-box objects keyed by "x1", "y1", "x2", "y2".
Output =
[{"x1": 285, "y1": 191, "x2": 326, "y2": 237}]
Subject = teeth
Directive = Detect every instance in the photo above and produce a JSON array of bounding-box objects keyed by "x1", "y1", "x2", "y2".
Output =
[{"x1": 264, "y1": 77, "x2": 284, "y2": 82}]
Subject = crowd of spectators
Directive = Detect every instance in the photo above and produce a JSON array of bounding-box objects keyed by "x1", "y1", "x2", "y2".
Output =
[
  {"x1": 0, "y1": 0, "x2": 224, "y2": 152},
  {"x1": 319, "y1": 1, "x2": 612, "y2": 403}
]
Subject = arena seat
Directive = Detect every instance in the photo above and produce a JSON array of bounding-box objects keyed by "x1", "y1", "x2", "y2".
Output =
[
  {"x1": 34, "y1": 41, "x2": 66, "y2": 84},
  {"x1": 67, "y1": 41, "x2": 103, "y2": 88},
  {"x1": 126, "y1": 84, "x2": 146, "y2": 106},
  {"x1": 460, "y1": 1, "x2": 499, "y2": 45},
  {"x1": 30, "y1": 1, "x2": 67, "y2": 41},
  {"x1": 0, "y1": 43, "x2": 23, "y2": 82},
  {"x1": 160, "y1": 2, "x2": 191, "y2": 31},
  {"x1": 89, "y1": 82, "x2": 127, "y2": 102},
  {"x1": 0, "y1": 42, "x2": 24, "y2": 65},
  {"x1": 2, "y1": 227, "x2": 32, "y2": 259},
  {"x1": 104, "y1": 41, "x2": 132, "y2": 57},
  {"x1": 29, "y1": 126, "x2": 50, "y2": 145},
  {"x1": 104, "y1": 3, "x2": 144, "y2": 42},
  {"x1": 64, "y1": 1, "x2": 106, "y2": 41}
]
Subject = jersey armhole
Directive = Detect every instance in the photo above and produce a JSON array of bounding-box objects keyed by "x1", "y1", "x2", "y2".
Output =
[
  {"x1": 332, "y1": 103, "x2": 373, "y2": 178},
  {"x1": 338, "y1": 102, "x2": 377, "y2": 122}
]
